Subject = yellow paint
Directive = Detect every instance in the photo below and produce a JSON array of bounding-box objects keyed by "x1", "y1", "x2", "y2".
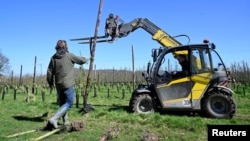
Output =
[
  {"x1": 191, "y1": 72, "x2": 212, "y2": 85},
  {"x1": 156, "y1": 77, "x2": 190, "y2": 89},
  {"x1": 163, "y1": 98, "x2": 183, "y2": 104},
  {"x1": 157, "y1": 72, "x2": 212, "y2": 101},
  {"x1": 152, "y1": 30, "x2": 181, "y2": 47}
]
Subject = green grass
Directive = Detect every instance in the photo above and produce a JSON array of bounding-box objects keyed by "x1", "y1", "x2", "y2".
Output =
[{"x1": 0, "y1": 86, "x2": 250, "y2": 141}]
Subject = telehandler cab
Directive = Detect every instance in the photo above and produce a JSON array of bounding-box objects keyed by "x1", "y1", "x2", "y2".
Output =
[{"x1": 71, "y1": 14, "x2": 236, "y2": 118}]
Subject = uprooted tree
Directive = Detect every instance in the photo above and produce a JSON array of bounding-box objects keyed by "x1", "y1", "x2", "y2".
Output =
[{"x1": 81, "y1": 0, "x2": 103, "y2": 113}]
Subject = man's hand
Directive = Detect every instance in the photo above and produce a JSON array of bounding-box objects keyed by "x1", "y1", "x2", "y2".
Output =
[
  {"x1": 48, "y1": 80, "x2": 54, "y2": 89},
  {"x1": 85, "y1": 56, "x2": 94, "y2": 64},
  {"x1": 172, "y1": 71, "x2": 177, "y2": 75},
  {"x1": 49, "y1": 84, "x2": 54, "y2": 89}
]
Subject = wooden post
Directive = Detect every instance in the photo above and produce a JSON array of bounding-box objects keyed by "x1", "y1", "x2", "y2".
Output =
[
  {"x1": 122, "y1": 89, "x2": 125, "y2": 99},
  {"x1": 11, "y1": 71, "x2": 14, "y2": 86},
  {"x1": 76, "y1": 93, "x2": 79, "y2": 108},
  {"x1": 112, "y1": 67, "x2": 115, "y2": 87},
  {"x1": 41, "y1": 89, "x2": 45, "y2": 102},
  {"x1": 2, "y1": 87, "x2": 5, "y2": 100},
  {"x1": 14, "y1": 86, "x2": 17, "y2": 100},
  {"x1": 107, "y1": 88, "x2": 110, "y2": 98},
  {"x1": 32, "y1": 56, "x2": 37, "y2": 94},
  {"x1": 94, "y1": 85, "x2": 97, "y2": 97},
  {"x1": 243, "y1": 87, "x2": 245, "y2": 97},
  {"x1": 82, "y1": 0, "x2": 103, "y2": 113},
  {"x1": 19, "y1": 65, "x2": 23, "y2": 86},
  {"x1": 132, "y1": 44, "x2": 135, "y2": 90}
]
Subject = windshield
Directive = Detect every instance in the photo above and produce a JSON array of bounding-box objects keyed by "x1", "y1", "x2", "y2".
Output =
[{"x1": 155, "y1": 45, "x2": 227, "y2": 77}]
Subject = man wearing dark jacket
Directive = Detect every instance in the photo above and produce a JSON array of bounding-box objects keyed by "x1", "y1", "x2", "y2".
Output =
[
  {"x1": 47, "y1": 40, "x2": 87, "y2": 129},
  {"x1": 178, "y1": 54, "x2": 189, "y2": 73},
  {"x1": 172, "y1": 54, "x2": 190, "y2": 78}
]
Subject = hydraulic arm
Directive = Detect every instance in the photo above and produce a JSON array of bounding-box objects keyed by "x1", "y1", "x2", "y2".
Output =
[
  {"x1": 71, "y1": 14, "x2": 182, "y2": 48},
  {"x1": 117, "y1": 18, "x2": 182, "y2": 47}
]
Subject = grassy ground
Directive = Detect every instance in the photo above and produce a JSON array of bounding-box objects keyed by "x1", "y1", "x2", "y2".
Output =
[{"x1": 0, "y1": 86, "x2": 250, "y2": 141}]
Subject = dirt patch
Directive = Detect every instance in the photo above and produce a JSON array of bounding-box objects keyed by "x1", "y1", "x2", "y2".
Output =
[
  {"x1": 68, "y1": 120, "x2": 85, "y2": 132},
  {"x1": 141, "y1": 130, "x2": 159, "y2": 141}
]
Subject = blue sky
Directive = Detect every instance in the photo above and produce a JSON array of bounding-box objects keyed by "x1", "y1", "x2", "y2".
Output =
[{"x1": 1, "y1": 0, "x2": 249, "y2": 76}]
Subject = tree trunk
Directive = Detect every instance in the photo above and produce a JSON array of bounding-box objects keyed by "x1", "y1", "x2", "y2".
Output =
[{"x1": 82, "y1": 0, "x2": 103, "y2": 113}]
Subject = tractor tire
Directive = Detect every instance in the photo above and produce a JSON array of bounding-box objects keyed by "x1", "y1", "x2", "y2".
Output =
[
  {"x1": 201, "y1": 93, "x2": 236, "y2": 118},
  {"x1": 129, "y1": 94, "x2": 157, "y2": 114}
]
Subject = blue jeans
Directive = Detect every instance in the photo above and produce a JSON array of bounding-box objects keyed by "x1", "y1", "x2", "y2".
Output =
[{"x1": 57, "y1": 86, "x2": 75, "y2": 110}]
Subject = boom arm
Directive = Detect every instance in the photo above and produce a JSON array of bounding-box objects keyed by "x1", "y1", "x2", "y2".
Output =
[{"x1": 117, "y1": 18, "x2": 182, "y2": 47}]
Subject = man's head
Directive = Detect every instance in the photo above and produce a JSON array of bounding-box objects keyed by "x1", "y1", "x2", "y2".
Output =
[
  {"x1": 55, "y1": 40, "x2": 68, "y2": 50},
  {"x1": 109, "y1": 13, "x2": 114, "y2": 18},
  {"x1": 177, "y1": 54, "x2": 186, "y2": 63}
]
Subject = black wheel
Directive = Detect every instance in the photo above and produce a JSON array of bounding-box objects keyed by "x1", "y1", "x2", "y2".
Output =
[
  {"x1": 202, "y1": 93, "x2": 236, "y2": 118},
  {"x1": 129, "y1": 94, "x2": 157, "y2": 114}
]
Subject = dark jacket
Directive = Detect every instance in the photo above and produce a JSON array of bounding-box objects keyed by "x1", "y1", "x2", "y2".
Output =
[
  {"x1": 173, "y1": 60, "x2": 190, "y2": 78},
  {"x1": 180, "y1": 60, "x2": 189, "y2": 73},
  {"x1": 47, "y1": 51, "x2": 87, "y2": 89}
]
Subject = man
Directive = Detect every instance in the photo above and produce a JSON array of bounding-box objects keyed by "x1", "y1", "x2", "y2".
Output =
[
  {"x1": 173, "y1": 54, "x2": 190, "y2": 77},
  {"x1": 177, "y1": 54, "x2": 189, "y2": 72},
  {"x1": 105, "y1": 13, "x2": 118, "y2": 37},
  {"x1": 47, "y1": 40, "x2": 87, "y2": 129}
]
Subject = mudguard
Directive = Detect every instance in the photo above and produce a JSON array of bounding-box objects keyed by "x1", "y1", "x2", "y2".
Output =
[
  {"x1": 134, "y1": 88, "x2": 151, "y2": 94},
  {"x1": 216, "y1": 86, "x2": 234, "y2": 95}
]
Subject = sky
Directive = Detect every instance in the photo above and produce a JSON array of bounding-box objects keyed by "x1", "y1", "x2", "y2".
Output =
[{"x1": 1, "y1": 0, "x2": 249, "y2": 76}]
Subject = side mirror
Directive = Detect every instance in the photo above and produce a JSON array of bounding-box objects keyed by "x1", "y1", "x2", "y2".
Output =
[
  {"x1": 211, "y1": 43, "x2": 216, "y2": 49},
  {"x1": 153, "y1": 50, "x2": 157, "y2": 62},
  {"x1": 147, "y1": 61, "x2": 151, "y2": 74},
  {"x1": 142, "y1": 72, "x2": 148, "y2": 78}
]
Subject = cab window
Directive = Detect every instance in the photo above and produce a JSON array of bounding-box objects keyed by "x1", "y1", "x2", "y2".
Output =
[{"x1": 191, "y1": 48, "x2": 212, "y2": 73}]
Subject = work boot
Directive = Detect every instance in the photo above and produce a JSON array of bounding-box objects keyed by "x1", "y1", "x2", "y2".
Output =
[
  {"x1": 49, "y1": 106, "x2": 68, "y2": 129},
  {"x1": 62, "y1": 112, "x2": 70, "y2": 126}
]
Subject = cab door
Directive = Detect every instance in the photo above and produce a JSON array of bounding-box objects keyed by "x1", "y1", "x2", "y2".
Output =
[
  {"x1": 154, "y1": 48, "x2": 194, "y2": 109},
  {"x1": 189, "y1": 47, "x2": 213, "y2": 109}
]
